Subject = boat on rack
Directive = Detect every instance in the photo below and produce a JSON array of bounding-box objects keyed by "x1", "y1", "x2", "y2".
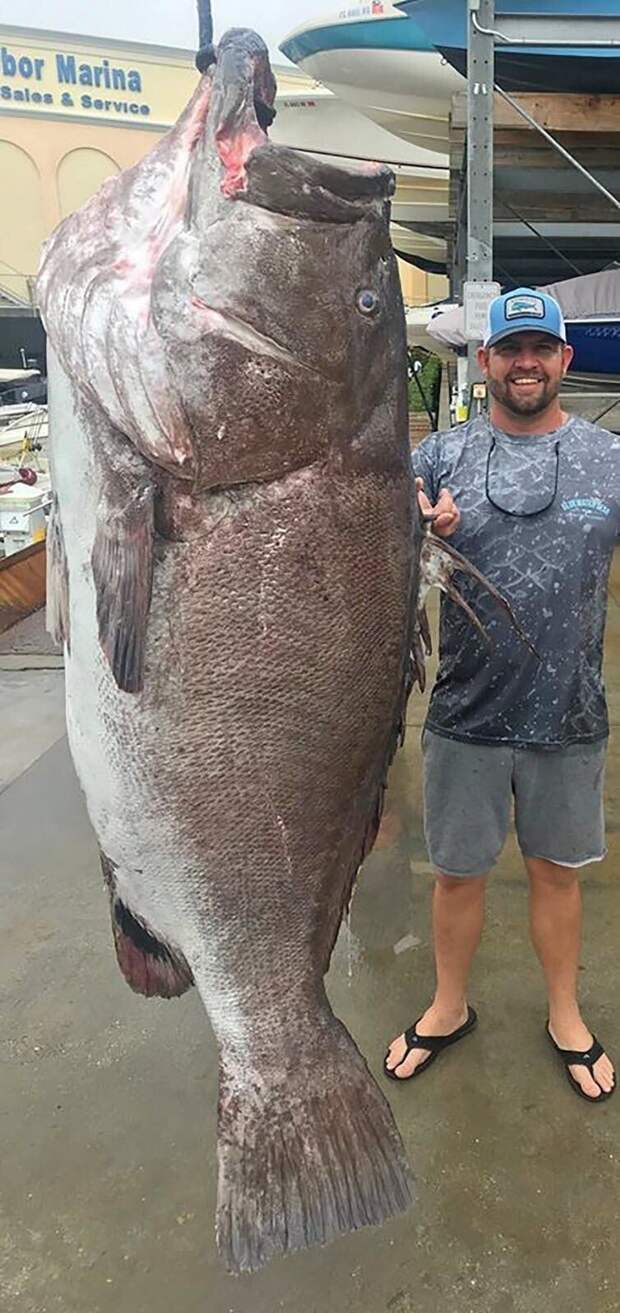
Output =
[
  {"x1": 547, "y1": 269, "x2": 620, "y2": 376},
  {"x1": 564, "y1": 320, "x2": 620, "y2": 376},
  {"x1": 395, "y1": 0, "x2": 620, "y2": 95},
  {"x1": 280, "y1": 2, "x2": 462, "y2": 154},
  {"x1": 282, "y1": 0, "x2": 620, "y2": 161}
]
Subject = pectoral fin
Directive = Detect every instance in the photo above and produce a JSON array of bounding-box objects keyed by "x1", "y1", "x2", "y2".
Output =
[
  {"x1": 420, "y1": 532, "x2": 539, "y2": 659},
  {"x1": 92, "y1": 482, "x2": 155, "y2": 694}
]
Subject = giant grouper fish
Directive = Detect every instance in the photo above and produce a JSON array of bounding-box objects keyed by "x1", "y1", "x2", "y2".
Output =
[{"x1": 37, "y1": 21, "x2": 531, "y2": 1276}]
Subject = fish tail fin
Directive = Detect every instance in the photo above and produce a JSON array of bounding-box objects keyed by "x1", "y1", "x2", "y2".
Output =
[{"x1": 216, "y1": 1017, "x2": 413, "y2": 1274}]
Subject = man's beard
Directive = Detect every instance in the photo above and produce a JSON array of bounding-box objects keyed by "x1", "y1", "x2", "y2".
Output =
[{"x1": 489, "y1": 375, "x2": 561, "y2": 417}]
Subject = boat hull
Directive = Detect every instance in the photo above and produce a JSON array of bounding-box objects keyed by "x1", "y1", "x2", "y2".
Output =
[
  {"x1": 567, "y1": 321, "x2": 620, "y2": 375},
  {"x1": 280, "y1": 9, "x2": 461, "y2": 152},
  {"x1": 398, "y1": 0, "x2": 620, "y2": 95},
  {"x1": 442, "y1": 47, "x2": 620, "y2": 95}
]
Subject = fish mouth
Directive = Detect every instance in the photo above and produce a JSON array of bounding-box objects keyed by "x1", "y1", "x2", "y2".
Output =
[
  {"x1": 209, "y1": 28, "x2": 395, "y2": 217},
  {"x1": 209, "y1": 29, "x2": 278, "y2": 199}
]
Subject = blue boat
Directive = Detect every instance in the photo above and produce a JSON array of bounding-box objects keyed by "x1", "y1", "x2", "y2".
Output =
[
  {"x1": 395, "y1": 0, "x2": 620, "y2": 94},
  {"x1": 566, "y1": 320, "x2": 620, "y2": 375}
]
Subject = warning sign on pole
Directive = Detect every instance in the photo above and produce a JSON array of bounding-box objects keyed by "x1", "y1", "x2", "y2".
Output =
[{"x1": 464, "y1": 281, "x2": 501, "y2": 342}]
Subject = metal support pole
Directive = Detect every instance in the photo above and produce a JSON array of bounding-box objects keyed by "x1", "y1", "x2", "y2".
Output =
[{"x1": 465, "y1": 0, "x2": 497, "y2": 399}]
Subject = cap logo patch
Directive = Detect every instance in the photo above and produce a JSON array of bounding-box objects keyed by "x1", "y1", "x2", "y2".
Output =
[{"x1": 505, "y1": 294, "x2": 545, "y2": 321}]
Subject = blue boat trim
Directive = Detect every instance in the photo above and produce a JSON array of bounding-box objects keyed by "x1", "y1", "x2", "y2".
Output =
[{"x1": 280, "y1": 17, "x2": 432, "y2": 66}]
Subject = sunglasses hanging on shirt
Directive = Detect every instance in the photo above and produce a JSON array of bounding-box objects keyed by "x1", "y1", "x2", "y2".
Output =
[{"x1": 485, "y1": 436, "x2": 561, "y2": 518}]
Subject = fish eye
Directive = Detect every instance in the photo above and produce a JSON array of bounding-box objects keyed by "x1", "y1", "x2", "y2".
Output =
[{"x1": 356, "y1": 289, "x2": 380, "y2": 316}]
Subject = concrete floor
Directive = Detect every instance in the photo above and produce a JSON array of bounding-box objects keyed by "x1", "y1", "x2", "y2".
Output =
[{"x1": 2, "y1": 578, "x2": 620, "y2": 1313}]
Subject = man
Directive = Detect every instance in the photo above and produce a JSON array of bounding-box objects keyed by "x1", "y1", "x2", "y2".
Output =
[{"x1": 386, "y1": 288, "x2": 618, "y2": 1102}]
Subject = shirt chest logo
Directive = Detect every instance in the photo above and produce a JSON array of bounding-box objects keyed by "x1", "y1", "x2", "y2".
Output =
[{"x1": 561, "y1": 496, "x2": 612, "y2": 521}]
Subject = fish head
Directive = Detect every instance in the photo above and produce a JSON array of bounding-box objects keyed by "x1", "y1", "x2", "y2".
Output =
[
  {"x1": 151, "y1": 27, "x2": 406, "y2": 486},
  {"x1": 38, "y1": 27, "x2": 407, "y2": 489}
]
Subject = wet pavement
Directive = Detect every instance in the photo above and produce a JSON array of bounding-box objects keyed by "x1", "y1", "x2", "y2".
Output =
[{"x1": 2, "y1": 570, "x2": 620, "y2": 1313}]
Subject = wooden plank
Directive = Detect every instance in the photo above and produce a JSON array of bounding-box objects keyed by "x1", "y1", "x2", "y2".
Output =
[
  {"x1": 452, "y1": 92, "x2": 620, "y2": 133},
  {"x1": 0, "y1": 541, "x2": 46, "y2": 634},
  {"x1": 497, "y1": 94, "x2": 620, "y2": 134},
  {"x1": 494, "y1": 191, "x2": 620, "y2": 223},
  {"x1": 494, "y1": 149, "x2": 620, "y2": 171},
  {"x1": 452, "y1": 124, "x2": 620, "y2": 158}
]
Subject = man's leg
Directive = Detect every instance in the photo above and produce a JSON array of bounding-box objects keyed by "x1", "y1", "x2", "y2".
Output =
[
  {"x1": 526, "y1": 857, "x2": 615, "y2": 1097},
  {"x1": 386, "y1": 731, "x2": 511, "y2": 1080},
  {"x1": 385, "y1": 872, "x2": 486, "y2": 1079}
]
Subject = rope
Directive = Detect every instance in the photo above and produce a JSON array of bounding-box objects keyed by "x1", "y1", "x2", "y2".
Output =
[{"x1": 196, "y1": 0, "x2": 216, "y2": 73}]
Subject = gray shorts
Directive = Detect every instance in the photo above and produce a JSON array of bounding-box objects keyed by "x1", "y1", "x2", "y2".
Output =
[{"x1": 423, "y1": 728, "x2": 607, "y2": 877}]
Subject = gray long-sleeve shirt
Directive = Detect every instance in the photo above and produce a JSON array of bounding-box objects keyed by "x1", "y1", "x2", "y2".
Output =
[{"x1": 414, "y1": 414, "x2": 620, "y2": 749}]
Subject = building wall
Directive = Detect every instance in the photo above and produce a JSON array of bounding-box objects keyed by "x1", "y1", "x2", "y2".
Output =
[
  {"x1": 0, "y1": 25, "x2": 203, "y2": 304},
  {"x1": 397, "y1": 260, "x2": 447, "y2": 310},
  {"x1": 0, "y1": 24, "x2": 446, "y2": 322},
  {"x1": 0, "y1": 114, "x2": 159, "y2": 303}
]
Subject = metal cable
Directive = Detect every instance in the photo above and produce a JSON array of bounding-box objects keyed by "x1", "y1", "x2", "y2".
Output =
[
  {"x1": 473, "y1": 11, "x2": 619, "y2": 48},
  {"x1": 495, "y1": 84, "x2": 620, "y2": 215},
  {"x1": 496, "y1": 198, "x2": 584, "y2": 277}
]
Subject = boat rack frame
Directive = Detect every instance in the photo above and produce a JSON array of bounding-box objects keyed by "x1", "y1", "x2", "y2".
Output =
[{"x1": 445, "y1": 0, "x2": 620, "y2": 399}]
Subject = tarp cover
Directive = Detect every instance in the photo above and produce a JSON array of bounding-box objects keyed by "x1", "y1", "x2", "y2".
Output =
[{"x1": 427, "y1": 268, "x2": 620, "y2": 350}]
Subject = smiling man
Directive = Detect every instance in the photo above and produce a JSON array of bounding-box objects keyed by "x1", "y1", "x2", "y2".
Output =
[{"x1": 387, "y1": 288, "x2": 620, "y2": 1104}]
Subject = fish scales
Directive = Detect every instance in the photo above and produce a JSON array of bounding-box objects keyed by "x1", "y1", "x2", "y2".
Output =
[{"x1": 38, "y1": 27, "x2": 421, "y2": 1272}]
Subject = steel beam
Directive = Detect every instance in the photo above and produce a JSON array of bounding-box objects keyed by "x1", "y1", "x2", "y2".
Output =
[{"x1": 466, "y1": 0, "x2": 497, "y2": 391}]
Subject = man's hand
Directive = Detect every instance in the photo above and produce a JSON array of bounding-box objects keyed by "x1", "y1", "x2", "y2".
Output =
[{"x1": 416, "y1": 478, "x2": 460, "y2": 539}]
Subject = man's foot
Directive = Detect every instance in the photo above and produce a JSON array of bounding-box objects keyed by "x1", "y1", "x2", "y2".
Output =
[
  {"x1": 548, "y1": 1018, "x2": 616, "y2": 1100},
  {"x1": 385, "y1": 1002, "x2": 471, "y2": 1080}
]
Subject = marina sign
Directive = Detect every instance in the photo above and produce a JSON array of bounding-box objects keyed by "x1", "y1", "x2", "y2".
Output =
[{"x1": 0, "y1": 31, "x2": 197, "y2": 128}]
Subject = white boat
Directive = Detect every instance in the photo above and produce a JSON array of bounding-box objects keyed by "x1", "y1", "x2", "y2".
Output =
[
  {"x1": 280, "y1": 2, "x2": 462, "y2": 155},
  {"x1": 406, "y1": 304, "x2": 455, "y2": 358},
  {"x1": 0, "y1": 368, "x2": 40, "y2": 386},
  {"x1": 272, "y1": 61, "x2": 449, "y2": 266},
  {"x1": 280, "y1": 12, "x2": 620, "y2": 281},
  {"x1": 0, "y1": 406, "x2": 48, "y2": 464}
]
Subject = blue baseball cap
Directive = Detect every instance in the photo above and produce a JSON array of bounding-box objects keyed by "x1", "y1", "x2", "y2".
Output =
[{"x1": 484, "y1": 288, "x2": 567, "y2": 349}]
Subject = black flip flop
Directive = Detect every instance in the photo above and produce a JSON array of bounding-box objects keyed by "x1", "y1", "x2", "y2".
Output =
[
  {"x1": 384, "y1": 1006, "x2": 478, "y2": 1083},
  {"x1": 546, "y1": 1025, "x2": 617, "y2": 1104}
]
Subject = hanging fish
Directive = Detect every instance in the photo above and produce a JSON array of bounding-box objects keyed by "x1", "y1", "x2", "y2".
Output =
[{"x1": 38, "y1": 20, "x2": 531, "y2": 1275}]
